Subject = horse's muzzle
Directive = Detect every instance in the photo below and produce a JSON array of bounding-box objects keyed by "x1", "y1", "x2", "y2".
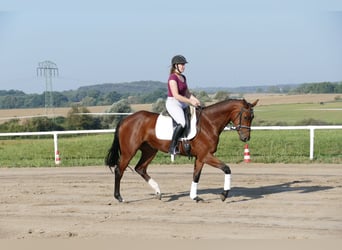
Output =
[{"x1": 239, "y1": 132, "x2": 250, "y2": 142}]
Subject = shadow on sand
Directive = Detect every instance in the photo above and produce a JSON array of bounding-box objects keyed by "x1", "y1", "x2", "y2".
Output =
[{"x1": 163, "y1": 180, "x2": 334, "y2": 203}]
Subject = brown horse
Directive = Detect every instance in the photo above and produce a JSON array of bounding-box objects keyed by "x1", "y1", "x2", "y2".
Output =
[{"x1": 105, "y1": 98, "x2": 258, "y2": 202}]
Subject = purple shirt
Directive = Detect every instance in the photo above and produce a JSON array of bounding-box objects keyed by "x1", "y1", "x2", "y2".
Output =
[{"x1": 167, "y1": 73, "x2": 188, "y2": 97}]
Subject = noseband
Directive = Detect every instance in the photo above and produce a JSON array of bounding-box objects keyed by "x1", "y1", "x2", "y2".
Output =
[{"x1": 229, "y1": 107, "x2": 253, "y2": 131}]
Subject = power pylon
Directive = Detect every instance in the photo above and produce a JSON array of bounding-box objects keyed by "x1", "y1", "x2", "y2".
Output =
[{"x1": 37, "y1": 60, "x2": 59, "y2": 116}]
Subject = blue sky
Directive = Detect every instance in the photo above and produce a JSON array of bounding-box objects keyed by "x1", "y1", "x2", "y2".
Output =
[{"x1": 1, "y1": 0, "x2": 341, "y2": 93}]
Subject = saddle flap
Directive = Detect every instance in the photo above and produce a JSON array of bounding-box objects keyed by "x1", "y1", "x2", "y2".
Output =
[{"x1": 155, "y1": 106, "x2": 197, "y2": 140}]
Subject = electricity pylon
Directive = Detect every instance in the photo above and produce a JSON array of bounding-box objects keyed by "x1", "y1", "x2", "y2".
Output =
[{"x1": 37, "y1": 60, "x2": 58, "y2": 117}]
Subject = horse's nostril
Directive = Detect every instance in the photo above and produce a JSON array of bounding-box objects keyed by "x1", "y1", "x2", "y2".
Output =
[{"x1": 240, "y1": 136, "x2": 249, "y2": 142}]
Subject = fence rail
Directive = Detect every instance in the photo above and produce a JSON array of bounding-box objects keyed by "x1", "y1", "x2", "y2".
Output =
[{"x1": 1, "y1": 125, "x2": 341, "y2": 164}]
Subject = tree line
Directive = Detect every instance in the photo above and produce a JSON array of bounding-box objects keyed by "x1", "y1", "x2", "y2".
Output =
[
  {"x1": 1, "y1": 81, "x2": 341, "y2": 109},
  {"x1": 291, "y1": 82, "x2": 342, "y2": 94},
  {"x1": 0, "y1": 100, "x2": 131, "y2": 133},
  {"x1": 0, "y1": 91, "x2": 222, "y2": 133},
  {"x1": 0, "y1": 88, "x2": 166, "y2": 109}
]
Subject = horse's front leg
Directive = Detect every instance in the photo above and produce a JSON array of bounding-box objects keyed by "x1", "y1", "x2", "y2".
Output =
[
  {"x1": 220, "y1": 165, "x2": 231, "y2": 201},
  {"x1": 189, "y1": 159, "x2": 204, "y2": 202},
  {"x1": 204, "y1": 155, "x2": 231, "y2": 201}
]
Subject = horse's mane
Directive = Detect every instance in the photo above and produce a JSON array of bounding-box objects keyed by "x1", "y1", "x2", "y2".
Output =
[{"x1": 202, "y1": 98, "x2": 248, "y2": 110}]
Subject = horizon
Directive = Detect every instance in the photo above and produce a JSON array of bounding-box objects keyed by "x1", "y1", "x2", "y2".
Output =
[{"x1": 1, "y1": 79, "x2": 341, "y2": 95}]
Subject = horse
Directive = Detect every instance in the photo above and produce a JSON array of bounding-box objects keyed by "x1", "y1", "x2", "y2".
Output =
[{"x1": 105, "y1": 98, "x2": 259, "y2": 202}]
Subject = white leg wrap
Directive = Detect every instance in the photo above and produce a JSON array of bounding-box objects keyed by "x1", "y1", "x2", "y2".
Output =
[
  {"x1": 224, "y1": 174, "x2": 231, "y2": 191},
  {"x1": 190, "y1": 181, "x2": 198, "y2": 199},
  {"x1": 148, "y1": 178, "x2": 160, "y2": 194}
]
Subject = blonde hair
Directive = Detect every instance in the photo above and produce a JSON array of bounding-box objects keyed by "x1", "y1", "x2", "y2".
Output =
[{"x1": 169, "y1": 65, "x2": 177, "y2": 75}]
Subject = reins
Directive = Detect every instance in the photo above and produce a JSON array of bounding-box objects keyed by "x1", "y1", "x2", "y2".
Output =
[{"x1": 229, "y1": 107, "x2": 253, "y2": 131}]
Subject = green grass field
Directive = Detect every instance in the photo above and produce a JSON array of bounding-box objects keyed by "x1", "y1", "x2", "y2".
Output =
[
  {"x1": 0, "y1": 101, "x2": 341, "y2": 167},
  {"x1": 254, "y1": 102, "x2": 342, "y2": 126},
  {"x1": 0, "y1": 129, "x2": 341, "y2": 167},
  {"x1": 254, "y1": 102, "x2": 342, "y2": 125}
]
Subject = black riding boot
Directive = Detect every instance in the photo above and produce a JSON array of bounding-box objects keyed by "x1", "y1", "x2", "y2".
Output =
[{"x1": 168, "y1": 124, "x2": 184, "y2": 155}]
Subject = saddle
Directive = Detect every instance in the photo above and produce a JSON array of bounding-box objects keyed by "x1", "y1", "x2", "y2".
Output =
[{"x1": 155, "y1": 106, "x2": 197, "y2": 141}]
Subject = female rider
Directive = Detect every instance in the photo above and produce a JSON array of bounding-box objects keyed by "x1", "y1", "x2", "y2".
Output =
[{"x1": 166, "y1": 55, "x2": 201, "y2": 155}]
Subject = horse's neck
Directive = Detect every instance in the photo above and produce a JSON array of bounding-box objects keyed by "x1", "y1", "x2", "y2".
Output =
[{"x1": 203, "y1": 100, "x2": 238, "y2": 132}]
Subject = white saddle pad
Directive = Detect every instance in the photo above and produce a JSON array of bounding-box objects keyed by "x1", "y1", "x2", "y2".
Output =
[{"x1": 155, "y1": 107, "x2": 197, "y2": 140}]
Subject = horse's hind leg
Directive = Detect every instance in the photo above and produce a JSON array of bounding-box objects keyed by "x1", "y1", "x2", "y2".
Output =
[
  {"x1": 114, "y1": 166, "x2": 124, "y2": 202},
  {"x1": 114, "y1": 151, "x2": 137, "y2": 202},
  {"x1": 134, "y1": 143, "x2": 160, "y2": 199}
]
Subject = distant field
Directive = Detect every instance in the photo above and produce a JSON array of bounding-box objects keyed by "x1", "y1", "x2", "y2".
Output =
[
  {"x1": 0, "y1": 104, "x2": 151, "y2": 124},
  {"x1": 0, "y1": 94, "x2": 341, "y2": 125},
  {"x1": 254, "y1": 102, "x2": 342, "y2": 125},
  {"x1": 243, "y1": 93, "x2": 340, "y2": 106}
]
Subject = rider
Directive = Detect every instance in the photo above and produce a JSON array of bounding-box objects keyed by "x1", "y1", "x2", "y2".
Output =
[{"x1": 166, "y1": 55, "x2": 201, "y2": 155}]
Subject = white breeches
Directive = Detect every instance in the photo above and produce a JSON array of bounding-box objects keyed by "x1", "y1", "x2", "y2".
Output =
[{"x1": 166, "y1": 97, "x2": 187, "y2": 127}]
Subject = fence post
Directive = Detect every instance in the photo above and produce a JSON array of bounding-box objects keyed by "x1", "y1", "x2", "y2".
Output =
[
  {"x1": 309, "y1": 127, "x2": 315, "y2": 160},
  {"x1": 53, "y1": 132, "x2": 59, "y2": 165}
]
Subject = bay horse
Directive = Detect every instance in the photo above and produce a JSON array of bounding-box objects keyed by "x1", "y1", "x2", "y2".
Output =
[{"x1": 105, "y1": 98, "x2": 258, "y2": 202}]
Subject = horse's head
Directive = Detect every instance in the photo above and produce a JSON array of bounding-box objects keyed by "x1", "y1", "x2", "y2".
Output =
[{"x1": 231, "y1": 99, "x2": 259, "y2": 142}]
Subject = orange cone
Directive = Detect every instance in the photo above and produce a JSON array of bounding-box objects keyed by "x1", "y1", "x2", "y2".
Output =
[
  {"x1": 244, "y1": 144, "x2": 251, "y2": 163},
  {"x1": 55, "y1": 150, "x2": 61, "y2": 165}
]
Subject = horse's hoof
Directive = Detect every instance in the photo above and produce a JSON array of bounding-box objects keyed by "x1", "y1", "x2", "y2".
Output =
[
  {"x1": 194, "y1": 196, "x2": 204, "y2": 203},
  {"x1": 220, "y1": 190, "x2": 229, "y2": 201},
  {"x1": 114, "y1": 194, "x2": 124, "y2": 202},
  {"x1": 220, "y1": 194, "x2": 226, "y2": 201},
  {"x1": 155, "y1": 193, "x2": 162, "y2": 200}
]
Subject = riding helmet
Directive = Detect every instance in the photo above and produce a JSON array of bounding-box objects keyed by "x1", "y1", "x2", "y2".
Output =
[{"x1": 171, "y1": 55, "x2": 188, "y2": 65}]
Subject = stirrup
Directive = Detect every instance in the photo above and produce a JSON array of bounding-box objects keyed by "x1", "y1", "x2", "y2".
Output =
[
  {"x1": 168, "y1": 146, "x2": 179, "y2": 155},
  {"x1": 169, "y1": 147, "x2": 179, "y2": 162}
]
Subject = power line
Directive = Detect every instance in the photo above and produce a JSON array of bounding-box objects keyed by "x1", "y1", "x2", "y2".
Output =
[{"x1": 37, "y1": 60, "x2": 59, "y2": 117}]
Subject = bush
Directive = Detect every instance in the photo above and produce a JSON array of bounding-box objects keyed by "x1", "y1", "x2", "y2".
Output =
[
  {"x1": 295, "y1": 118, "x2": 329, "y2": 126},
  {"x1": 102, "y1": 99, "x2": 132, "y2": 128},
  {"x1": 152, "y1": 98, "x2": 166, "y2": 113},
  {"x1": 66, "y1": 105, "x2": 101, "y2": 130},
  {"x1": 214, "y1": 91, "x2": 230, "y2": 101}
]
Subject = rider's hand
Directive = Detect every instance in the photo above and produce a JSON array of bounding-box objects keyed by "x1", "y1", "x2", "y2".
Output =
[{"x1": 190, "y1": 96, "x2": 200, "y2": 107}]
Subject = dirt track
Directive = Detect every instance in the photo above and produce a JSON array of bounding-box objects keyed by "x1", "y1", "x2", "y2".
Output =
[{"x1": 0, "y1": 164, "x2": 341, "y2": 239}]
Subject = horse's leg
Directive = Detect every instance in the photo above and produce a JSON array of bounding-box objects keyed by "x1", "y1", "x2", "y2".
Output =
[
  {"x1": 220, "y1": 164, "x2": 231, "y2": 201},
  {"x1": 114, "y1": 150, "x2": 137, "y2": 202},
  {"x1": 114, "y1": 166, "x2": 124, "y2": 202},
  {"x1": 189, "y1": 158, "x2": 204, "y2": 202},
  {"x1": 134, "y1": 143, "x2": 161, "y2": 199},
  {"x1": 204, "y1": 154, "x2": 231, "y2": 201}
]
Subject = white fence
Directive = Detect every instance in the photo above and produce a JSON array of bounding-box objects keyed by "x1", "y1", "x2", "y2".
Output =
[{"x1": 0, "y1": 125, "x2": 341, "y2": 164}]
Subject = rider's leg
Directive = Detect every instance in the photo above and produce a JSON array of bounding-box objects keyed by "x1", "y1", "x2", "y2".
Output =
[
  {"x1": 168, "y1": 123, "x2": 184, "y2": 155},
  {"x1": 166, "y1": 98, "x2": 186, "y2": 155}
]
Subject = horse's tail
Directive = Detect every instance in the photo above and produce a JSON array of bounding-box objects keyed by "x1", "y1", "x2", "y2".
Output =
[{"x1": 105, "y1": 121, "x2": 122, "y2": 170}]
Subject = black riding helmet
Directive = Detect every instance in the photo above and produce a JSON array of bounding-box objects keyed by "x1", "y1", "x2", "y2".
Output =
[{"x1": 171, "y1": 55, "x2": 188, "y2": 65}]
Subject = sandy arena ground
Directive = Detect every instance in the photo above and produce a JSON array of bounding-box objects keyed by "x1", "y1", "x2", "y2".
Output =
[{"x1": 0, "y1": 163, "x2": 341, "y2": 239}]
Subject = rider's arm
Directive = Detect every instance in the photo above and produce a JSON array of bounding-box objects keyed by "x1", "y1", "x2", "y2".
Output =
[{"x1": 169, "y1": 80, "x2": 200, "y2": 107}]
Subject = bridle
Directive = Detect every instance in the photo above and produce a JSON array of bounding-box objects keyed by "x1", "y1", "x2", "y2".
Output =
[{"x1": 229, "y1": 107, "x2": 254, "y2": 131}]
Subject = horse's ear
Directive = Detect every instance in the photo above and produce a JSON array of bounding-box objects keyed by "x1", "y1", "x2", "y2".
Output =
[{"x1": 251, "y1": 99, "x2": 259, "y2": 107}]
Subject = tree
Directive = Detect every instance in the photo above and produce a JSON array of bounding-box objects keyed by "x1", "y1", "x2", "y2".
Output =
[
  {"x1": 23, "y1": 117, "x2": 64, "y2": 131},
  {"x1": 0, "y1": 119, "x2": 23, "y2": 132},
  {"x1": 53, "y1": 92, "x2": 69, "y2": 107},
  {"x1": 195, "y1": 90, "x2": 211, "y2": 103},
  {"x1": 152, "y1": 98, "x2": 166, "y2": 113},
  {"x1": 214, "y1": 91, "x2": 230, "y2": 101},
  {"x1": 102, "y1": 99, "x2": 132, "y2": 128},
  {"x1": 66, "y1": 105, "x2": 101, "y2": 130},
  {"x1": 103, "y1": 91, "x2": 122, "y2": 105}
]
